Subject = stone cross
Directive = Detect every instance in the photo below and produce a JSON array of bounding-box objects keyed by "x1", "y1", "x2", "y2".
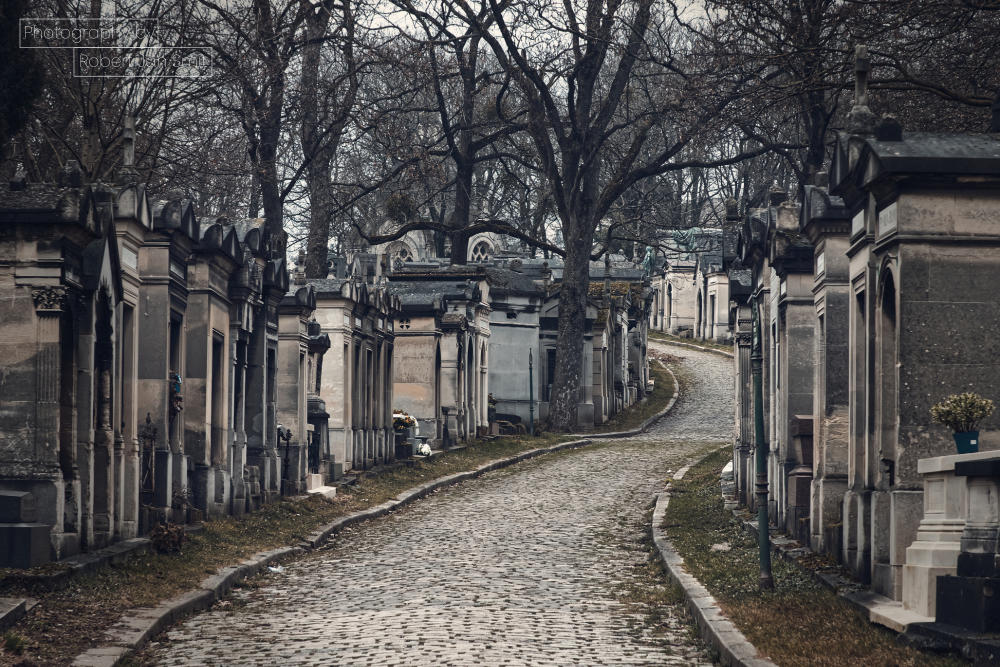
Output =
[
  {"x1": 123, "y1": 113, "x2": 136, "y2": 167},
  {"x1": 848, "y1": 45, "x2": 876, "y2": 134},
  {"x1": 854, "y1": 45, "x2": 870, "y2": 110}
]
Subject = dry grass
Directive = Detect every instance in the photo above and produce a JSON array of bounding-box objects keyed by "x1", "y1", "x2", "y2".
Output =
[
  {"x1": 663, "y1": 447, "x2": 967, "y2": 667},
  {"x1": 649, "y1": 329, "x2": 733, "y2": 353},
  {"x1": 592, "y1": 362, "x2": 676, "y2": 433}
]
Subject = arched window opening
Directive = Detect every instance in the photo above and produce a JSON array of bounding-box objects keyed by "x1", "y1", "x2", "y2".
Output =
[{"x1": 471, "y1": 240, "x2": 492, "y2": 263}]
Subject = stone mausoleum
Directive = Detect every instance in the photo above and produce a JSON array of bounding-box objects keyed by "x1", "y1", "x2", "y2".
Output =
[{"x1": 0, "y1": 136, "x2": 329, "y2": 567}]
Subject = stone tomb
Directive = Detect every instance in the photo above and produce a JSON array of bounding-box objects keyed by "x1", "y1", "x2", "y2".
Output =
[{"x1": 831, "y1": 127, "x2": 1000, "y2": 600}]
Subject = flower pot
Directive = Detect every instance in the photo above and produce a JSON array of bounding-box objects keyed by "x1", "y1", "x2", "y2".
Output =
[{"x1": 953, "y1": 431, "x2": 980, "y2": 454}]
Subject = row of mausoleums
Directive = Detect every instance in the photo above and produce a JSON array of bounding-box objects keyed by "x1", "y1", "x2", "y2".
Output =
[
  {"x1": 0, "y1": 161, "x2": 652, "y2": 568},
  {"x1": 0, "y1": 161, "x2": 365, "y2": 568},
  {"x1": 381, "y1": 260, "x2": 652, "y2": 441},
  {"x1": 727, "y1": 112, "x2": 1000, "y2": 630},
  {"x1": 649, "y1": 224, "x2": 736, "y2": 344}
]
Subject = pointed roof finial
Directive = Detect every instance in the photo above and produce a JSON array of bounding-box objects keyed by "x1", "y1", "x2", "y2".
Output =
[
  {"x1": 847, "y1": 45, "x2": 876, "y2": 135},
  {"x1": 123, "y1": 113, "x2": 136, "y2": 167},
  {"x1": 117, "y1": 113, "x2": 139, "y2": 184},
  {"x1": 854, "y1": 45, "x2": 870, "y2": 110}
]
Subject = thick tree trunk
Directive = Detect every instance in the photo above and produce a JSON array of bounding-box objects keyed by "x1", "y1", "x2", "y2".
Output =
[
  {"x1": 548, "y1": 233, "x2": 591, "y2": 432},
  {"x1": 305, "y1": 158, "x2": 334, "y2": 277},
  {"x1": 258, "y1": 124, "x2": 283, "y2": 239},
  {"x1": 449, "y1": 160, "x2": 474, "y2": 265},
  {"x1": 301, "y1": 9, "x2": 333, "y2": 279}
]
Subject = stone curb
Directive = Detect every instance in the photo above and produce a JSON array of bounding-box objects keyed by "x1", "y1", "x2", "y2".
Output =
[
  {"x1": 651, "y1": 465, "x2": 777, "y2": 667},
  {"x1": 72, "y1": 545, "x2": 303, "y2": 666},
  {"x1": 650, "y1": 336, "x2": 734, "y2": 359},
  {"x1": 70, "y1": 362, "x2": 684, "y2": 666},
  {"x1": 569, "y1": 361, "x2": 680, "y2": 439},
  {"x1": 0, "y1": 597, "x2": 27, "y2": 632}
]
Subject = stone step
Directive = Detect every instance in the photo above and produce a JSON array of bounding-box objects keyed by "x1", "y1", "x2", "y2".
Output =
[
  {"x1": 0, "y1": 597, "x2": 26, "y2": 632},
  {"x1": 306, "y1": 485, "x2": 337, "y2": 500}
]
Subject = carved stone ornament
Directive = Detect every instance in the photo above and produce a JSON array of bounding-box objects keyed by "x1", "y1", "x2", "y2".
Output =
[{"x1": 32, "y1": 286, "x2": 66, "y2": 312}]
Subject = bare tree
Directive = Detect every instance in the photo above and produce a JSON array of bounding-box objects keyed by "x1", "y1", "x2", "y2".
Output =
[
  {"x1": 301, "y1": 0, "x2": 360, "y2": 277},
  {"x1": 448, "y1": 0, "x2": 782, "y2": 430}
]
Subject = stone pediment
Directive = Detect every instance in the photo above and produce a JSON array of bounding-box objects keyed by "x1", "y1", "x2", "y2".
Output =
[
  {"x1": 113, "y1": 183, "x2": 152, "y2": 230},
  {"x1": 152, "y1": 198, "x2": 199, "y2": 241},
  {"x1": 81, "y1": 221, "x2": 124, "y2": 302},
  {"x1": 831, "y1": 131, "x2": 1000, "y2": 207},
  {"x1": 799, "y1": 185, "x2": 849, "y2": 242},
  {"x1": 281, "y1": 284, "x2": 316, "y2": 312},
  {"x1": 264, "y1": 258, "x2": 289, "y2": 293}
]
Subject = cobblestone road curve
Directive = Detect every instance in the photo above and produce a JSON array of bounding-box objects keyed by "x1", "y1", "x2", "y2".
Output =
[{"x1": 145, "y1": 343, "x2": 732, "y2": 666}]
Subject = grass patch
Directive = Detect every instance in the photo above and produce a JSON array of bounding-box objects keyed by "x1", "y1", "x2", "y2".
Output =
[
  {"x1": 592, "y1": 361, "x2": 676, "y2": 433},
  {"x1": 663, "y1": 447, "x2": 966, "y2": 667},
  {"x1": 649, "y1": 330, "x2": 732, "y2": 353}
]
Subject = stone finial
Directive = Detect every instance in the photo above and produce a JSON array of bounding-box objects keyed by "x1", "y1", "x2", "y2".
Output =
[
  {"x1": 123, "y1": 114, "x2": 136, "y2": 167},
  {"x1": 117, "y1": 114, "x2": 139, "y2": 185},
  {"x1": 813, "y1": 170, "x2": 829, "y2": 188},
  {"x1": 874, "y1": 114, "x2": 903, "y2": 141},
  {"x1": 9, "y1": 167, "x2": 27, "y2": 191},
  {"x1": 293, "y1": 249, "x2": 306, "y2": 285},
  {"x1": 57, "y1": 160, "x2": 83, "y2": 187},
  {"x1": 769, "y1": 185, "x2": 787, "y2": 207},
  {"x1": 854, "y1": 45, "x2": 870, "y2": 108},
  {"x1": 847, "y1": 45, "x2": 876, "y2": 135},
  {"x1": 725, "y1": 198, "x2": 739, "y2": 221}
]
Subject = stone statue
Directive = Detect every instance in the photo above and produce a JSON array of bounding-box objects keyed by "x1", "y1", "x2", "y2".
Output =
[{"x1": 641, "y1": 246, "x2": 654, "y2": 277}]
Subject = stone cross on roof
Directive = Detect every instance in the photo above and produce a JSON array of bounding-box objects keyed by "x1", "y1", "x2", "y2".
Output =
[
  {"x1": 123, "y1": 114, "x2": 136, "y2": 167},
  {"x1": 847, "y1": 45, "x2": 876, "y2": 135},
  {"x1": 117, "y1": 114, "x2": 139, "y2": 184}
]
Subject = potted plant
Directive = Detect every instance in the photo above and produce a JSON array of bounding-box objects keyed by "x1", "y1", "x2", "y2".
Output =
[
  {"x1": 930, "y1": 392, "x2": 995, "y2": 454},
  {"x1": 392, "y1": 410, "x2": 416, "y2": 458},
  {"x1": 392, "y1": 410, "x2": 416, "y2": 435}
]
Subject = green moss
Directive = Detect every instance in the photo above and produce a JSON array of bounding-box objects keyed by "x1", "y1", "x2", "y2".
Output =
[{"x1": 592, "y1": 362, "x2": 676, "y2": 433}]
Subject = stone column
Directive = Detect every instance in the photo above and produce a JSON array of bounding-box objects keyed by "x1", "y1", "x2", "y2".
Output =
[
  {"x1": 30, "y1": 288, "x2": 72, "y2": 556},
  {"x1": 75, "y1": 299, "x2": 96, "y2": 550},
  {"x1": 735, "y1": 329, "x2": 753, "y2": 507}
]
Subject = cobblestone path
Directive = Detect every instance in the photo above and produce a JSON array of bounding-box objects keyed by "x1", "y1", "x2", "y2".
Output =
[{"x1": 145, "y1": 343, "x2": 732, "y2": 666}]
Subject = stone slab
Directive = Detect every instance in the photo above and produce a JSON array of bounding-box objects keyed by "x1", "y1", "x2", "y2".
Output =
[
  {"x1": 0, "y1": 597, "x2": 27, "y2": 632},
  {"x1": 306, "y1": 485, "x2": 337, "y2": 499},
  {"x1": 0, "y1": 491, "x2": 36, "y2": 522},
  {"x1": 0, "y1": 523, "x2": 51, "y2": 568},
  {"x1": 917, "y1": 450, "x2": 1000, "y2": 475}
]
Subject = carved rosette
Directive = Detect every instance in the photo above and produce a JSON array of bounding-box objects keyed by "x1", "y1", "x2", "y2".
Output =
[{"x1": 32, "y1": 286, "x2": 66, "y2": 313}]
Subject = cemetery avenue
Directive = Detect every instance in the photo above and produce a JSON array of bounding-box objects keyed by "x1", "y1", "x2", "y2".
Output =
[{"x1": 140, "y1": 342, "x2": 730, "y2": 666}]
